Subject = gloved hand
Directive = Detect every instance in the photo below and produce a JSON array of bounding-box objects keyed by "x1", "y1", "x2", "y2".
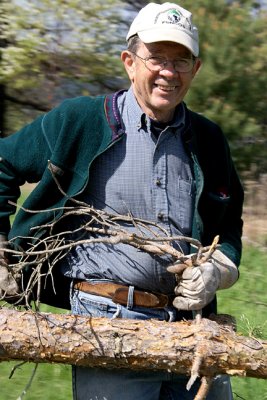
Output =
[
  {"x1": 168, "y1": 250, "x2": 239, "y2": 311},
  {"x1": 0, "y1": 234, "x2": 20, "y2": 298}
]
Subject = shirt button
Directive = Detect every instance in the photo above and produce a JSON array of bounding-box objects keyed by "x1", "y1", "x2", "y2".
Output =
[
  {"x1": 158, "y1": 213, "x2": 164, "y2": 220},
  {"x1": 156, "y1": 179, "x2": 161, "y2": 186}
]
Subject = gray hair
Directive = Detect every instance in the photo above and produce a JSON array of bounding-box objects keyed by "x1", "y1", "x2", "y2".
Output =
[{"x1": 127, "y1": 34, "x2": 142, "y2": 53}]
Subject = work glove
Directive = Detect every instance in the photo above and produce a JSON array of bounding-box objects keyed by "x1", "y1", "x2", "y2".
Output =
[
  {"x1": 0, "y1": 234, "x2": 20, "y2": 298},
  {"x1": 168, "y1": 250, "x2": 239, "y2": 311}
]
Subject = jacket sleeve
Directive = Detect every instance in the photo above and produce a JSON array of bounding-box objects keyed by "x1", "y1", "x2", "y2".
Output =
[
  {"x1": 0, "y1": 115, "x2": 52, "y2": 235},
  {"x1": 218, "y1": 158, "x2": 244, "y2": 266},
  {"x1": 190, "y1": 111, "x2": 244, "y2": 267},
  {"x1": 0, "y1": 96, "x2": 108, "y2": 241}
]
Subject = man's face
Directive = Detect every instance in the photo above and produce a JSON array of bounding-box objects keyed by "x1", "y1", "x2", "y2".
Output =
[{"x1": 121, "y1": 41, "x2": 201, "y2": 122}]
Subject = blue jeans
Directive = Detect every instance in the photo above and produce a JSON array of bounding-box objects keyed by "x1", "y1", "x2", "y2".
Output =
[{"x1": 70, "y1": 282, "x2": 233, "y2": 400}]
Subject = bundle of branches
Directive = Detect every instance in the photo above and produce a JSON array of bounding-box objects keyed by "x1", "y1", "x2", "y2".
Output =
[
  {"x1": 0, "y1": 196, "x2": 222, "y2": 399},
  {"x1": 1, "y1": 196, "x2": 219, "y2": 309}
]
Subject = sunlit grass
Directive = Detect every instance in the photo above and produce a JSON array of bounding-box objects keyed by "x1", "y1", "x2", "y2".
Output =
[{"x1": 217, "y1": 246, "x2": 267, "y2": 399}]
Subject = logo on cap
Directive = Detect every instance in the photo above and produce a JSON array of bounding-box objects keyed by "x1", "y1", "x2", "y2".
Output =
[{"x1": 155, "y1": 8, "x2": 192, "y2": 31}]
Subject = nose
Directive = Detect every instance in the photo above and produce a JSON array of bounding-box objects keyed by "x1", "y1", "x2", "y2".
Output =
[{"x1": 159, "y1": 61, "x2": 179, "y2": 76}]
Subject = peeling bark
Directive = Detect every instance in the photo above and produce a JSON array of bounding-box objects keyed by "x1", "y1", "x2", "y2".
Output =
[{"x1": 0, "y1": 309, "x2": 266, "y2": 380}]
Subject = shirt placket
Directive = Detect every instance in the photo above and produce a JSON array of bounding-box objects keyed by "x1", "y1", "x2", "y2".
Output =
[{"x1": 152, "y1": 132, "x2": 171, "y2": 235}]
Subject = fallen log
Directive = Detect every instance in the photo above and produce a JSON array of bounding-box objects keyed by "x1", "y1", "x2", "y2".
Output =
[{"x1": 0, "y1": 309, "x2": 266, "y2": 380}]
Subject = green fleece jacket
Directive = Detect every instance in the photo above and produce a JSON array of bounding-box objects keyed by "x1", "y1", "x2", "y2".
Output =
[{"x1": 0, "y1": 92, "x2": 244, "y2": 307}]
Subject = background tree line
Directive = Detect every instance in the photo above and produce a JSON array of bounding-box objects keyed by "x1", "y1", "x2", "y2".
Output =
[{"x1": 0, "y1": 0, "x2": 266, "y2": 178}]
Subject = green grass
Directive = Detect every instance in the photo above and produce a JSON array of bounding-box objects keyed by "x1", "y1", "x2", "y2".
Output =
[
  {"x1": 217, "y1": 246, "x2": 267, "y2": 400},
  {"x1": 0, "y1": 245, "x2": 266, "y2": 399},
  {"x1": 0, "y1": 362, "x2": 72, "y2": 400}
]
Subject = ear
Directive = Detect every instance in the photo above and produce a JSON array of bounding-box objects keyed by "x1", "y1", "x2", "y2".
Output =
[
  {"x1": 121, "y1": 50, "x2": 135, "y2": 81},
  {"x1": 192, "y1": 58, "x2": 202, "y2": 77}
]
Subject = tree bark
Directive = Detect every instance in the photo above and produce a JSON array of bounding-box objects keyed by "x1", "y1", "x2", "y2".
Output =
[{"x1": 0, "y1": 309, "x2": 266, "y2": 380}]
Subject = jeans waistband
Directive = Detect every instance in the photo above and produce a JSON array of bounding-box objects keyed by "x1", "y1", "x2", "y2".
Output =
[{"x1": 73, "y1": 280, "x2": 173, "y2": 309}]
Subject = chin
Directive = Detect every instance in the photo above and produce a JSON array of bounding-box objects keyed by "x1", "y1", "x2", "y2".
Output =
[{"x1": 152, "y1": 99, "x2": 178, "y2": 112}]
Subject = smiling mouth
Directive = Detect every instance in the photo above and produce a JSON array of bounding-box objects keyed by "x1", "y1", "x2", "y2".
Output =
[{"x1": 156, "y1": 84, "x2": 178, "y2": 92}]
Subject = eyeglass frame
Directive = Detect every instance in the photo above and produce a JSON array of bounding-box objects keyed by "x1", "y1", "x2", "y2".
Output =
[{"x1": 130, "y1": 51, "x2": 196, "y2": 73}]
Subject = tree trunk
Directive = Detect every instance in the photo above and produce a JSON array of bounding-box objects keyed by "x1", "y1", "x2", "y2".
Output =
[{"x1": 0, "y1": 309, "x2": 266, "y2": 380}]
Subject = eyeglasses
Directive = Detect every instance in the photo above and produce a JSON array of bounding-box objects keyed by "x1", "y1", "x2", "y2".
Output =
[{"x1": 131, "y1": 52, "x2": 195, "y2": 73}]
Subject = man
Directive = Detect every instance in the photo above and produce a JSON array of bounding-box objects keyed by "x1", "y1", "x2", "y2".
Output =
[{"x1": 0, "y1": 2, "x2": 243, "y2": 399}]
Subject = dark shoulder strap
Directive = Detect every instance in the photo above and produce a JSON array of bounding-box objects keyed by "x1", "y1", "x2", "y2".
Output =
[{"x1": 105, "y1": 91, "x2": 126, "y2": 141}]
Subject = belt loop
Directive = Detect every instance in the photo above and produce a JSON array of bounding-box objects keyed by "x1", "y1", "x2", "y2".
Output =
[
  {"x1": 112, "y1": 304, "x2": 122, "y2": 319},
  {"x1": 70, "y1": 280, "x2": 75, "y2": 297},
  {"x1": 167, "y1": 308, "x2": 176, "y2": 322},
  {"x1": 127, "y1": 286, "x2": 135, "y2": 310}
]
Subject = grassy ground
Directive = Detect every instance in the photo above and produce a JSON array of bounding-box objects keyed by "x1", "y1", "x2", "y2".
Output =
[
  {"x1": 0, "y1": 184, "x2": 266, "y2": 399},
  {"x1": 217, "y1": 246, "x2": 267, "y2": 400}
]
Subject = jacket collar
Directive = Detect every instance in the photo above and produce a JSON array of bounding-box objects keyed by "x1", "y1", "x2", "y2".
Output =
[{"x1": 104, "y1": 91, "x2": 126, "y2": 141}]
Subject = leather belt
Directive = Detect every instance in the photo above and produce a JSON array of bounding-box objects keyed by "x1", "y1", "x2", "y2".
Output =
[{"x1": 73, "y1": 281, "x2": 172, "y2": 309}]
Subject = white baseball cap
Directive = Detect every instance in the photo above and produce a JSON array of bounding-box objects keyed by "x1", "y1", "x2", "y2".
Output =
[{"x1": 126, "y1": 2, "x2": 199, "y2": 57}]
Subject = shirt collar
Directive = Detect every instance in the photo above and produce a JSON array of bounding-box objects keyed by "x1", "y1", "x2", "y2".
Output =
[{"x1": 118, "y1": 86, "x2": 186, "y2": 133}]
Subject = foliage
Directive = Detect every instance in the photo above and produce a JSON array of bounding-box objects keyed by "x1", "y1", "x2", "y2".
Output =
[
  {"x1": 0, "y1": 0, "x2": 125, "y2": 86},
  {"x1": 182, "y1": 0, "x2": 267, "y2": 175},
  {"x1": 0, "y1": 0, "x2": 126, "y2": 131},
  {"x1": 1, "y1": 0, "x2": 267, "y2": 175}
]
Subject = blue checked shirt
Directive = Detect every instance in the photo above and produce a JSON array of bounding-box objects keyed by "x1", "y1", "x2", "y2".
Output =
[{"x1": 63, "y1": 88, "x2": 196, "y2": 294}]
